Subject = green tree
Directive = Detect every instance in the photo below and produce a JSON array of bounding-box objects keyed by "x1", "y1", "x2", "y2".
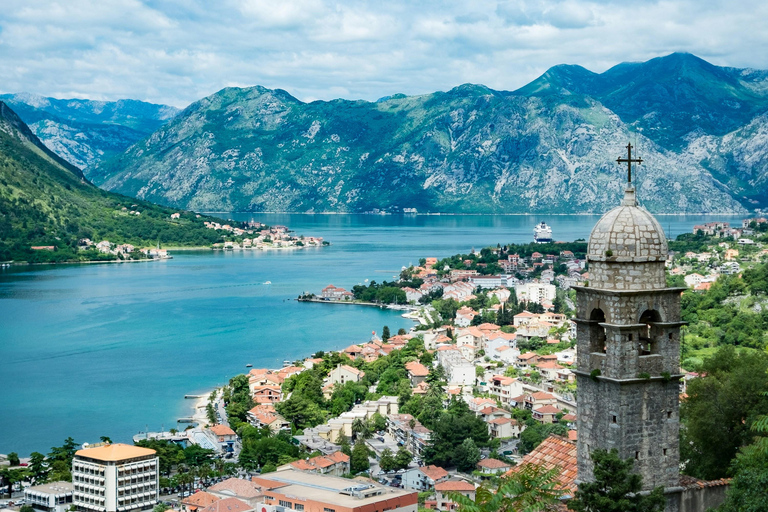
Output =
[
  {"x1": 568, "y1": 449, "x2": 665, "y2": 512},
  {"x1": 28, "y1": 452, "x2": 49, "y2": 484},
  {"x1": 680, "y1": 346, "x2": 768, "y2": 479},
  {"x1": 379, "y1": 448, "x2": 397, "y2": 472},
  {"x1": 719, "y1": 443, "x2": 768, "y2": 512},
  {"x1": 20, "y1": 505, "x2": 34, "y2": 512},
  {"x1": 351, "y1": 441, "x2": 370, "y2": 473},
  {"x1": 397, "y1": 328, "x2": 407, "y2": 335},
  {"x1": 450, "y1": 463, "x2": 561, "y2": 512},
  {"x1": 7, "y1": 452, "x2": 20, "y2": 466},
  {"x1": 454, "y1": 438, "x2": 481, "y2": 473},
  {"x1": 394, "y1": 446, "x2": 413, "y2": 469},
  {"x1": 382, "y1": 325, "x2": 391, "y2": 342}
]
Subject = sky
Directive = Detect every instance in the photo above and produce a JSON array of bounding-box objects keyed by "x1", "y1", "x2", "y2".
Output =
[{"x1": 1, "y1": 0, "x2": 767, "y2": 108}]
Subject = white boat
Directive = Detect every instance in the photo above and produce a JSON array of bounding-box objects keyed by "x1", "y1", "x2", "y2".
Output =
[
  {"x1": 534, "y1": 222, "x2": 553, "y2": 243},
  {"x1": 264, "y1": 281, "x2": 272, "y2": 284}
]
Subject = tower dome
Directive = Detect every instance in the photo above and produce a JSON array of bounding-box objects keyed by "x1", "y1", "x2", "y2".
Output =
[{"x1": 586, "y1": 187, "x2": 668, "y2": 290}]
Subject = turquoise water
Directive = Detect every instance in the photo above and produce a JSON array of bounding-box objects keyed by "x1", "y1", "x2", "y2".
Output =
[{"x1": 0, "y1": 213, "x2": 740, "y2": 455}]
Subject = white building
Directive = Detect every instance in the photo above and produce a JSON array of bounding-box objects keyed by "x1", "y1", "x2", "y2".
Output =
[
  {"x1": 514, "y1": 282, "x2": 556, "y2": 305},
  {"x1": 328, "y1": 364, "x2": 365, "y2": 385},
  {"x1": 72, "y1": 443, "x2": 158, "y2": 512},
  {"x1": 401, "y1": 465, "x2": 449, "y2": 491},
  {"x1": 25, "y1": 482, "x2": 73, "y2": 512}
]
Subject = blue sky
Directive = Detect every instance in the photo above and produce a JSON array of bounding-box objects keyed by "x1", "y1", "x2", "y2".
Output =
[{"x1": 1, "y1": 0, "x2": 766, "y2": 108}]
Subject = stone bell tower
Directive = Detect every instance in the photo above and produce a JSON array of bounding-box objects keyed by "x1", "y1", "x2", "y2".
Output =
[{"x1": 573, "y1": 144, "x2": 685, "y2": 490}]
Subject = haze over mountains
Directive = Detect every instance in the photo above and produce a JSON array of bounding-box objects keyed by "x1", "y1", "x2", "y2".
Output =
[{"x1": 8, "y1": 53, "x2": 768, "y2": 214}]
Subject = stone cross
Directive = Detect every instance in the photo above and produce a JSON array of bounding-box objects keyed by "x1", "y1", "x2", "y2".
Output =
[{"x1": 617, "y1": 143, "x2": 643, "y2": 184}]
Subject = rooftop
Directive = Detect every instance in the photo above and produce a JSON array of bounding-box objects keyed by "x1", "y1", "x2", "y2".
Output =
[
  {"x1": 435, "y1": 479, "x2": 475, "y2": 492},
  {"x1": 504, "y1": 435, "x2": 577, "y2": 495},
  {"x1": 74, "y1": 443, "x2": 156, "y2": 462},
  {"x1": 208, "y1": 478, "x2": 263, "y2": 499},
  {"x1": 259, "y1": 469, "x2": 417, "y2": 507}
]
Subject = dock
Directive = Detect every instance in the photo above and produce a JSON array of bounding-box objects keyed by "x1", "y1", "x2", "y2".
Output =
[{"x1": 184, "y1": 394, "x2": 203, "y2": 399}]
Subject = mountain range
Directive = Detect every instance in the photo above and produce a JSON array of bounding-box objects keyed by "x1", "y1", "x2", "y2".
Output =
[
  {"x1": 0, "y1": 102, "x2": 220, "y2": 263},
  {"x1": 0, "y1": 93, "x2": 179, "y2": 169},
  {"x1": 8, "y1": 53, "x2": 768, "y2": 214}
]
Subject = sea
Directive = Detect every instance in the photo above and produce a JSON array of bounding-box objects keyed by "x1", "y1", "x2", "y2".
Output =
[{"x1": 0, "y1": 213, "x2": 741, "y2": 455}]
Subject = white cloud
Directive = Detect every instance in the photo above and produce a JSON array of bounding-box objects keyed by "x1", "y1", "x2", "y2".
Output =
[{"x1": 0, "y1": 0, "x2": 766, "y2": 108}]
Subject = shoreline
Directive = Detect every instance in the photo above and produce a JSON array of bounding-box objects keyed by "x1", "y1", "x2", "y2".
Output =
[{"x1": 202, "y1": 211, "x2": 748, "y2": 217}]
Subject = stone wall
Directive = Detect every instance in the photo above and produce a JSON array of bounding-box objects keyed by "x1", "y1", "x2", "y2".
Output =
[
  {"x1": 576, "y1": 375, "x2": 680, "y2": 490},
  {"x1": 589, "y1": 261, "x2": 667, "y2": 290}
]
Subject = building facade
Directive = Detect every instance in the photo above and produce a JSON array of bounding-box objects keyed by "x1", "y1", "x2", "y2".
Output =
[
  {"x1": 573, "y1": 184, "x2": 683, "y2": 490},
  {"x1": 72, "y1": 444, "x2": 159, "y2": 512}
]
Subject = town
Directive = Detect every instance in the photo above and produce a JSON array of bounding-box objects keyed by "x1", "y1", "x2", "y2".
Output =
[{"x1": 2, "y1": 215, "x2": 768, "y2": 512}]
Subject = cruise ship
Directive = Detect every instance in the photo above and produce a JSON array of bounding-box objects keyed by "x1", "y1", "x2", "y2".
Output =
[{"x1": 533, "y1": 222, "x2": 553, "y2": 243}]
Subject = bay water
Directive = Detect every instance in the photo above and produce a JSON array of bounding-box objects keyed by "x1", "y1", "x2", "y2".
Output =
[{"x1": 0, "y1": 213, "x2": 740, "y2": 455}]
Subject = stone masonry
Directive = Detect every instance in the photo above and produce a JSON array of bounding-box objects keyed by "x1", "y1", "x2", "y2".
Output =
[{"x1": 574, "y1": 184, "x2": 685, "y2": 491}]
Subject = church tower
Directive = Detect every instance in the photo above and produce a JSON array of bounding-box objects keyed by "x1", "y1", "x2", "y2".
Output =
[{"x1": 574, "y1": 145, "x2": 684, "y2": 490}]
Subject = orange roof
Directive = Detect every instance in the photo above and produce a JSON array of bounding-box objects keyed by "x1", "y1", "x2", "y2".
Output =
[
  {"x1": 337, "y1": 364, "x2": 363, "y2": 376},
  {"x1": 477, "y1": 458, "x2": 510, "y2": 469},
  {"x1": 514, "y1": 311, "x2": 538, "y2": 318},
  {"x1": 344, "y1": 345, "x2": 362, "y2": 353},
  {"x1": 208, "y1": 478, "x2": 262, "y2": 498},
  {"x1": 419, "y1": 465, "x2": 449, "y2": 481},
  {"x1": 405, "y1": 361, "x2": 430, "y2": 377},
  {"x1": 209, "y1": 424, "x2": 237, "y2": 436},
  {"x1": 561, "y1": 413, "x2": 577, "y2": 422},
  {"x1": 534, "y1": 405, "x2": 561, "y2": 415},
  {"x1": 182, "y1": 491, "x2": 220, "y2": 508},
  {"x1": 488, "y1": 417, "x2": 515, "y2": 425},
  {"x1": 567, "y1": 430, "x2": 578, "y2": 441},
  {"x1": 478, "y1": 323, "x2": 500, "y2": 330},
  {"x1": 435, "y1": 479, "x2": 475, "y2": 492},
  {"x1": 530, "y1": 391, "x2": 555, "y2": 400},
  {"x1": 518, "y1": 352, "x2": 538, "y2": 360},
  {"x1": 199, "y1": 497, "x2": 252, "y2": 512},
  {"x1": 75, "y1": 443, "x2": 155, "y2": 462},
  {"x1": 504, "y1": 436, "x2": 577, "y2": 495},
  {"x1": 536, "y1": 362, "x2": 564, "y2": 370},
  {"x1": 290, "y1": 451, "x2": 349, "y2": 471}
]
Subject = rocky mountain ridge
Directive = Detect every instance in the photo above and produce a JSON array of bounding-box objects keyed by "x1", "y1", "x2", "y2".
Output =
[
  {"x1": 32, "y1": 53, "x2": 768, "y2": 213},
  {"x1": 0, "y1": 93, "x2": 179, "y2": 169}
]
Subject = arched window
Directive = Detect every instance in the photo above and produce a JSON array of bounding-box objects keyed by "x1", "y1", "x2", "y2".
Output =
[
  {"x1": 589, "y1": 308, "x2": 607, "y2": 354},
  {"x1": 639, "y1": 309, "x2": 662, "y2": 355}
]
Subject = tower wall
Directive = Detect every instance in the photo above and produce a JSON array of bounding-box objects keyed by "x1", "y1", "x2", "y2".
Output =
[{"x1": 574, "y1": 285, "x2": 684, "y2": 491}]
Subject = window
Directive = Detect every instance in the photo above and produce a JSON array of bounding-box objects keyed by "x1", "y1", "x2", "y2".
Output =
[
  {"x1": 324, "y1": 508, "x2": 336, "y2": 512},
  {"x1": 635, "y1": 451, "x2": 639, "y2": 460},
  {"x1": 279, "y1": 500, "x2": 293, "y2": 509},
  {"x1": 612, "y1": 415, "x2": 617, "y2": 424},
  {"x1": 663, "y1": 448, "x2": 667, "y2": 456},
  {"x1": 294, "y1": 505, "x2": 304, "y2": 511}
]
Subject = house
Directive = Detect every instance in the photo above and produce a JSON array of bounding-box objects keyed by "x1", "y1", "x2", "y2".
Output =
[
  {"x1": 488, "y1": 375, "x2": 524, "y2": 406},
  {"x1": 247, "y1": 405, "x2": 290, "y2": 432},
  {"x1": 284, "y1": 451, "x2": 350, "y2": 476},
  {"x1": 487, "y1": 417, "x2": 522, "y2": 439},
  {"x1": 208, "y1": 424, "x2": 238, "y2": 452},
  {"x1": 477, "y1": 458, "x2": 512, "y2": 474},
  {"x1": 436, "y1": 346, "x2": 475, "y2": 386},
  {"x1": 517, "y1": 352, "x2": 539, "y2": 369},
  {"x1": 434, "y1": 480, "x2": 476, "y2": 511},
  {"x1": 343, "y1": 344, "x2": 363, "y2": 359},
  {"x1": 403, "y1": 287, "x2": 424, "y2": 303},
  {"x1": 387, "y1": 414, "x2": 432, "y2": 458},
  {"x1": 207, "y1": 478, "x2": 264, "y2": 508},
  {"x1": 401, "y1": 465, "x2": 449, "y2": 490},
  {"x1": 535, "y1": 361, "x2": 565, "y2": 381},
  {"x1": 181, "y1": 491, "x2": 220, "y2": 512},
  {"x1": 252, "y1": 385, "x2": 282, "y2": 404},
  {"x1": 532, "y1": 404, "x2": 561, "y2": 424},
  {"x1": 405, "y1": 361, "x2": 430, "y2": 386},
  {"x1": 328, "y1": 364, "x2": 365, "y2": 385},
  {"x1": 24, "y1": 481, "x2": 73, "y2": 512},
  {"x1": 524, "y1": 391, "x2": 558, "y2": 410},
  {"x1": 198, "y1": 497, "x2": 252, "y2": 512},
  {"x1": 320, "y1": 285, "x2": 354, "y2": 301}
]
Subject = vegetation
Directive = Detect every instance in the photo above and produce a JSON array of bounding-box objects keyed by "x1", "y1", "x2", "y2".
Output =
[
  {"x1": 422, "y1": 399, "x2": 490, "y2": 469},
  {"x1": 680, "y1": 346, "x2": 768, "y2": 480},
  {"x1": 0, "y1": 106, "x2": 265, "y2": 263},
  {"x1": 568, "y1": 449, "x2": 665, "y2": 512},
  {"x1": 451, "y1": 463, "x2": 562, "y2": 512}
]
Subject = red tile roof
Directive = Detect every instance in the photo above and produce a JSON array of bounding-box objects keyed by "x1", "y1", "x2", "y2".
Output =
[
  {"x1": 504, "y1": 435, "x2": 577, "y2": 495},
  {"x1": 182, "y1": 492, "x2": 220, "y2": 508},
  {"x1": 405, "y1": 361, "x2": 430, "y2": 377},
  {"x1": 534, "y1": 405, "x2": 561, "y2": 415},
  {"x1": 209, "y1": 424, "x2": 237, "y2": 436},
  {"x1": 435, "y1": 479, "x2": 476, "y2": 492},
  {"x1": 199, "y1": 497, "x2": 252, "y2": 512},
  {"x1": 419, "y1": 465, "x2": 449, "y2": 481},
  {"x1": 208, "y1": 478, "x2": 263, "y2": 498},
  {"x1": 477, "y1": 458, "x2": 510, "y2": 469}
]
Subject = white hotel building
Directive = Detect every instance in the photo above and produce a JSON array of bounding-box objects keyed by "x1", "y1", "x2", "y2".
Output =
[{"x1": 72, "y1": 443, "x2": 159, "y2": 512}]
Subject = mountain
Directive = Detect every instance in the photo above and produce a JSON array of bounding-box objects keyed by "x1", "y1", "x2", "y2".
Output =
[
  {"x1": 88, "y1": 79, "x2": 746, "y2": 214},
  {"x1": 0, "y1": 102, "x2": 222, "y2": 263},
  {"x1": 0, "y1": 93, "x2": 179, "y2": 169}
]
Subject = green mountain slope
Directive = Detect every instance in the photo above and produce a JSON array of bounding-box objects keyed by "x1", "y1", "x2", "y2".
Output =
[
  {"x1": 88, "y1": 81, "x2": 746, "y2": 214},
  {"x1": 0, "y1": 93, "x2": 179, "y2": 169},
  {"x1": 515, "y1": 53, "x2": 768, "y2": 150},
  {"x1": 0, "y1": 102, "x2": 222, "y2": 263}
]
